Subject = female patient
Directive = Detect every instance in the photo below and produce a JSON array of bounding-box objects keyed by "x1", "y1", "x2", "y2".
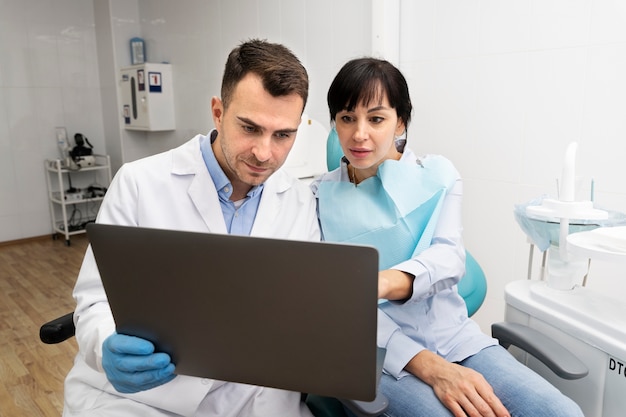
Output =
[{"x1": 312, "y1": 58, "x2": 583, "y2": 417}]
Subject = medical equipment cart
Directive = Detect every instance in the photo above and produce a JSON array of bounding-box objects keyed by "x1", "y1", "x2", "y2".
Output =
[{"x1": 44, "y1": 155, "x2": 111, "y2": 246}]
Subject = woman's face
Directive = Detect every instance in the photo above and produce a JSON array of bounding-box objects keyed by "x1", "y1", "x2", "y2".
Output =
[{"x1": 335, "y1": 91, "x2": 405, "y2": 179}]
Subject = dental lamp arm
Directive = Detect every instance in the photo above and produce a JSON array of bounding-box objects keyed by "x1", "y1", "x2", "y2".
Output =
[{"x1": 491, "y1": 322, "x2": 588, "y2": 380}]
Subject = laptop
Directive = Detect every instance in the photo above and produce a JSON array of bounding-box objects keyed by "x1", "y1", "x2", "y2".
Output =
[{"x1": 86, "y1": 223, "x2": 381, "y2": 401}]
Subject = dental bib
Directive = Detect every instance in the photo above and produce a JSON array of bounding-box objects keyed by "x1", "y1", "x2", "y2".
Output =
[{"x1": 318, "y1": 155, "x2": 458, "y2": 271}]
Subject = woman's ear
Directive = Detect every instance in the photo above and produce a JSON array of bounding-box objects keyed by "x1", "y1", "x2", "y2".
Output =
[{"x1": 395, "y1": 119, "x2": 406, "y2": 136}]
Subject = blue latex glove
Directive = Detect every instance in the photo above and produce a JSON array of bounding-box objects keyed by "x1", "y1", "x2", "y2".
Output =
[{"x1": 102, "y1": 333, "x2": 176, "y2": 393}]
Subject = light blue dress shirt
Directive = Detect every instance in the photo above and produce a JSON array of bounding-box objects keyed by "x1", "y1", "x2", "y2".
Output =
[{"x1": 200, "y1": 130, "x2": 263, "y2": 236}]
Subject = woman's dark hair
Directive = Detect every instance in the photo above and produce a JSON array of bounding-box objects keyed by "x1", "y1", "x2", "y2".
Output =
[
  {"x1": 221, "y1": 39, "x2": 309, "y2": 111},
  {"x1": 327, "y1": 58, "x2": 412, "y2": 128}
]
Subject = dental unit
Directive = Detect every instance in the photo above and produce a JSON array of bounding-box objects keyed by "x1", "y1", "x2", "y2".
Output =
[{"x1": 495, "y1": 142, "x2": 626, "y2": 417}]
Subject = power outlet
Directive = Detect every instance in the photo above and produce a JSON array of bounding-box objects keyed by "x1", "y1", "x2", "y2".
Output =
[
  {"x1": 55, "y1": 127, "x2": 69, "y2": 165},
  {"x1": 55, "y1": 126, "x2": 67, "y2": 143}
]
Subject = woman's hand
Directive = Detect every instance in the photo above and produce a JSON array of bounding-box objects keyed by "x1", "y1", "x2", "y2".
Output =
[
  {"x1": 405, "y1": 350, "x2": 510, "y2": 417},
  {"x1": 378, "y1": 269, "x2": 414, "y2": 301}
]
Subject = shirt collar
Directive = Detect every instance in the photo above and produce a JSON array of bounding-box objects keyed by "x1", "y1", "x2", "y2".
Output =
[{"x1": 200, "y1": 130, "x2": 263, "y2": 199}]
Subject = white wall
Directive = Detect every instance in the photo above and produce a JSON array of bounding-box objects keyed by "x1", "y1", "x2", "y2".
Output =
[
  {"x1": 2, "y1": 0, "x2": 626, "y2": 331},
  {"x1": 397, "y1": 0, "x2": 626, "y2": 331}
]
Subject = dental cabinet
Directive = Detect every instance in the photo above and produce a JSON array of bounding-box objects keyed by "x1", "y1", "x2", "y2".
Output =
[
  {"x1": 45, "y1": 155, "x2": 112, "y2": 246},
  {"x1": 120, "y1": 63, "x2": 175, "y2": 131},
  {"x1": 504, "y1": 278, "x2": 626, "y2": 417}
]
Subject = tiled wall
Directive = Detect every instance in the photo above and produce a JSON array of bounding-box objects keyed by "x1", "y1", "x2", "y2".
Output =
[
  {"x1": 134, "y1": 0, "x2": 373, "y2": 141},
  {"x1": 0, "y1": 0, "x2": 105, "y2": 241},
  {"x1": 0, "y1": 0, "x2": 371, "y2": 243}
]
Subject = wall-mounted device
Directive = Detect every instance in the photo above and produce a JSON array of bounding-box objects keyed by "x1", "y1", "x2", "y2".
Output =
[{"x1": 120, "y1": 63, "x2": 175, "y2": 131}]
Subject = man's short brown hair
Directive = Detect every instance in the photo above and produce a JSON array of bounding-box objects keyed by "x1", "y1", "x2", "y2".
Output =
[{"x1": 221, "y1": 39, "x2": 309, "y2": 112}]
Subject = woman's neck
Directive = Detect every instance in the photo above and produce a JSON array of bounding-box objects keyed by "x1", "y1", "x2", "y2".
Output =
[{"x1": 349, "y1": 151, "x2": 402, "y2": 184}]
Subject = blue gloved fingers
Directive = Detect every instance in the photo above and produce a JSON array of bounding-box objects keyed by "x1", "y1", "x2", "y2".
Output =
[
  {"x1": 113, "y1": 351, "x2": 173, "y2": 372},
  {"x1": 132, "y1": 363, "x2": 176, "y2": 384},
  {"x1": 104, "y1": 333, "x2": 155, "y2": 355},
  {"x1": 102, "y1": 333, "x2": 177, "y2": 393},
  {"x1": 113, "y1": 364, "x2": 177, "y2": 394}
]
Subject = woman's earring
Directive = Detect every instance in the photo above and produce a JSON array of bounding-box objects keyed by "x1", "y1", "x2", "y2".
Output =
[{"x1": 394, "y1": 131, "x2": 407, "y2": 152}]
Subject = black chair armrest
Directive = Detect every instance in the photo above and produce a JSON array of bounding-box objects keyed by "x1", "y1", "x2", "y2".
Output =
[
  {"x1": 491, "y1": 322, "x2": 588, "y2": 380},
  {"x1": 40, "y1": 312, "x2": 76, "y2": 344},
  {"x1": 340, "y1": 392, "x2": 389, "y2": 417}
]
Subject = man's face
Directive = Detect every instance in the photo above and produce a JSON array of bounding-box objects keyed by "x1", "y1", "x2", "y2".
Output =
[{"x1": 211, "y1": 73, "x2": 304, "y2": 198}]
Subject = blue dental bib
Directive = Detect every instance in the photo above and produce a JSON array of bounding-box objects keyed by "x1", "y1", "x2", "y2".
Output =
[{"x1": 318, "y1": 155, "x2": 458, "y2": 271}]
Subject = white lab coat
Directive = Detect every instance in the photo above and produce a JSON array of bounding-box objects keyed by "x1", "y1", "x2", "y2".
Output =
[{"x1": 63, "y1": 134, "x2": 320, "y2": 417}]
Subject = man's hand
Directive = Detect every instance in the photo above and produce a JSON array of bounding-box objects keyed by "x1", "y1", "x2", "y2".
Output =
[
  {"x1": 102, "y1": 333, "x2": 176, "y2": 393},
  {"x1": 406, "y1": 350, "x2": 510, "y2": 417}
]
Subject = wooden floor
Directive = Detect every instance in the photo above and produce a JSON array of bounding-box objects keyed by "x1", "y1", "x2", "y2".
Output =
[{"x1": 0, "y1": 234, "x2": 88, "y2": 417}]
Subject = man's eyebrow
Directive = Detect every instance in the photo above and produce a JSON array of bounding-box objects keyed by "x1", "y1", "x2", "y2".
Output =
[
  {"x1": 237, "y1": 116, "x2": 299, "y2": 134},
  {"x1": 237, "y1": 116, "x2": 261, "y2": 129}
]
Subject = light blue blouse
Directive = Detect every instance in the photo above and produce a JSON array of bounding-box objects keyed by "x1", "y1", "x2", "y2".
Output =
[{"x1": 312, "y1": 148, "x2": 497, "y2": 379}]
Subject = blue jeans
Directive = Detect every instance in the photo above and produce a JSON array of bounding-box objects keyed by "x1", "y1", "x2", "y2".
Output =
[{"x1": 375, "y1": 345, "x2": 583, "y2": 417}]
